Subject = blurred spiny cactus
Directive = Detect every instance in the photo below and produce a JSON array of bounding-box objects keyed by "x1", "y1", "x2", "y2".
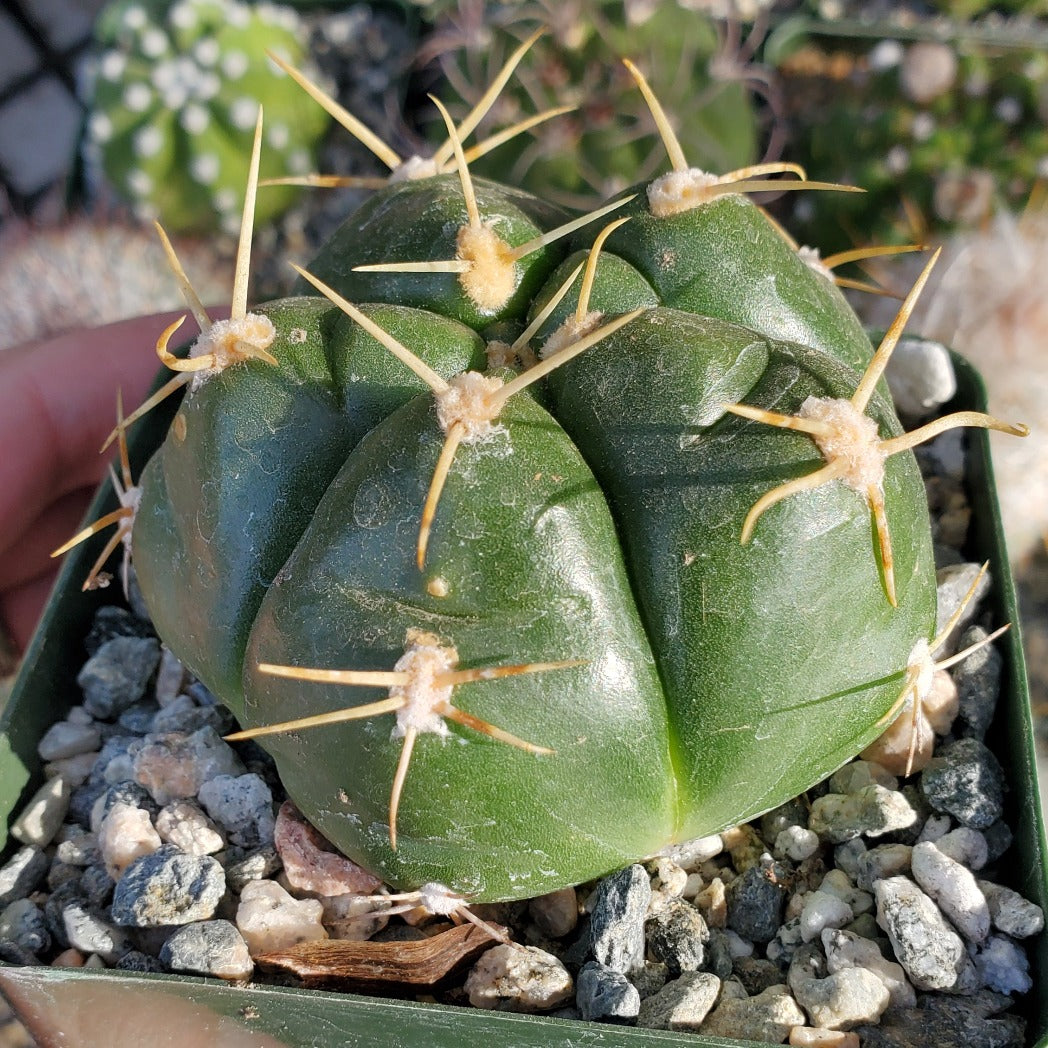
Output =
[{"x1": 86, "y1": 0, "x2": 330, "y2": 234}]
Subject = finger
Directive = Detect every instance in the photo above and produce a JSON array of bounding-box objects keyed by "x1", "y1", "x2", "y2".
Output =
[
  {"x1": 0, "y1": 312, "x2": 191, "y2": 562},
  {"x1": 0, "y1": 486, "x2": 100, "y2": 592}
]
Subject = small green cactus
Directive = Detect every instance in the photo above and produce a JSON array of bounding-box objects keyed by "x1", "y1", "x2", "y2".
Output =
[
  {"x1": 88, "y1": 0, "x2": 329, "y2": 234},
  {"x1": 63, "y1": 47, "x2": 1027, "y2": 910}
]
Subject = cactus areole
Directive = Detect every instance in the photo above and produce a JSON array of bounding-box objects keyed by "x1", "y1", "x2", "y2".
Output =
[{"x1": 110, "y1": 66, "x2": 1025, "y2": 907}]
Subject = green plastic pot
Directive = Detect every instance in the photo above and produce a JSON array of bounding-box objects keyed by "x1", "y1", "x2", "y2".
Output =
[{"x1": 0, "y1": 355, "x2": 1043, "y2": 1047}]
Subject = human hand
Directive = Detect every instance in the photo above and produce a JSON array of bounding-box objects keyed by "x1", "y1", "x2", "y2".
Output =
[{"x1": 0, "y1": 312, "x2": 196, "y2": 657}]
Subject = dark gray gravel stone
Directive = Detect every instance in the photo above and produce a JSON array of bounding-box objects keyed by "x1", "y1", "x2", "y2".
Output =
[
  {"x1": 0, "y1": 899, "x2": 50, "y2": 954},
  {"x1": 645, "y1": 898, "x2": 708, "y2": 976},
  {"x1": 0, "y1": 845, "x2": 49, "y2": 906},
  {"x1": 0, "y1": 941, "x2": 44, "y2": 965},
  {"x1": 703, "y1": 929, "x2": 735, "y2": 981},
  {"x1": 159, "y1": 919, "x2": 252, "y2": 978},
  {"x1": 576, "y1": 961, "x2": 640, "y2": 1023},
  {"x1": 726, "y1": 861, "x2": 788, "y2": 943},
  {"x1": 79, "y1": 863, "x2": 114, "y2": 909},
  {"x1": 589, "y1": 864, "x2": 651, "y2": 974},
  {"x1": 111, "y1": 846, "x2": 226, "y2": 927},
  {"x1": 88, "y1": 735, "x2": 141, "y2": 785},
  {"x1": 118, "y1": 700, "x2": 161, "y2": 735},
  {"x1": 953, "y1": 625, "x2": 1002, "y2": 740},
  {"x1": 78, "y1": 636, "x2": 161, "y2": 719},
  {"x1": 921, "y1": 738, "x2": 1006, "y2": 829},
  {"x1": 856, "y1": 992, "x2": 1025, "y2": 1048},
  {"x1": 84, "y1": 605, "x2": 154, "y2": 655},
  {"x1": 198, "y1": 773, "x2": 275, "y2": 847},
  {"x1": 151, "y1": 695, "x2": 235, "y2": 736},
  {"x1": 983, "y1": 820, "x2": 1013, "y2": 863},
  {"x1": 67, "y1": 779, "x2": 109, "y2": 828},
  {"x1": 733, "y1": 955, "x2": 786, "y2": 996},
  {"x1": 114, "y1": 949, "x2": 167, "y2": 973}
]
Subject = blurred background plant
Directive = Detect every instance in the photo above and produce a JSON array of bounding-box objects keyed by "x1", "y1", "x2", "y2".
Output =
[{"x1": 408, "y1": 0, "x2": 772, "y2": 208}]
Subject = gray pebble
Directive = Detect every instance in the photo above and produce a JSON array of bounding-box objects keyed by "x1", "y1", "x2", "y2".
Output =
[
  {"x1": 0, "y1": 899, "x2": 50, "y2": 955},
  {"x1": 726, "y1": 861, "x2": 788, "y2": 943},
  {"x1": 576, "y1": 960, "x2": 640, "y2": 1023},
  {"x1": 114, "y1": 949, "x2": 167, "y2": 973},
  {"x1": 78, "y1": 636, "x2": 161, "y2": 719},
  {"x1": 84, "y1": 606, "x2": 153, "y2": 655},
  {"x1": 528, "y1": 886, "x2": 578, "y2": 939},
  {"x1": 645, "y1": 897, "x2": 707, "y2": 976},
  {"x1": 978, "y1": 879, "x2": 1045, "y2": 938},
  {"x1": 858, "y1": 993, "x2": 1025, "y2": 1048},
  {"x1": 0, "y1": 941, "x2": 44, "y2": 965},
  {"x1": 935, "y1": 563, "x2": 992, "y2": 644},
  {"x1": 701, "y1": 982, "x2": 806, "y2": 1041},
  {"x1": 46, "y1": 860, "x2": 82, "y2": 894},
  {"x1": 55, "y1": 825, "x2": 99, "y2": 867},
  {"x1": 834, "y1": 838, "x2": 868, "y2": 881},
  {"x1": 198, "y1": 773, "x2": 275, "y2": 847},
  {"x1": 983, "y1": 820, "x2": 1013, "y2": 862},
  {"x1": 111, "y1": 846, "x2": 226, "y2": 927},
  {"x1": 222, "y1": 845, "x2": 282, "y2": 893},
  {"x1": 0, "y1": 846, "x2": 49, "y2": 906},
  {"x1": 921, "y1": 738, "x2": 1006, "y2": 829},
  {"x1": 628, "y1": 960, "x2": 668, "y2": 1000},
  {"x1": 67, "y1": 780, "x2": 109, "y2": 829},
  {"x1": 809, "y1": 785, "x2": 919, "y2": 843},
  {"x1": 79, "y1": 863, "x2": 114, "y2": 909},
  {"x1": 952, "y1": 625, "x2": 1002, "y2": 739},
  {"x1": 589, "y1": 864, "x2": 650, "y2": 974},
  {"x1": 733, "y1": 955, "x2": 785, "y2": 996},
  {"x1": 91, "y1": 781, "x2": 158, "y2": 832},
  {"x1": 874, "y1": 876, "x2": 977, "y2": 991},
  {"x1": 118, "y1": 700, "x2": 161, "y2": 735},
  {"x1": 636, "y1": 970, "x2": 721, "y2": 1031},
  {"x1": 973, "y1": 934, "x2": 1031, "y2": 995},
  {"x1": 89, "y1": 735, "x2": 140, "y2": 785},
  {"x1": 60, "y1": 899, "x2": 135, "y2": 962},
  {"x1": 884, "y1": 336, "x2": 957, "y2": 421},
  {"x1": 159, "y1": 919, "x2": 253, "y2": 980},
  {"x1": 910, "y1": 840, "x2": 990, "y2": 942},
  {"x1": 37, "y1": 720, "x2": 101, "y2": 762},
  {"x1": 703, "y1": 928, "x2": 735, "y2": 980}
]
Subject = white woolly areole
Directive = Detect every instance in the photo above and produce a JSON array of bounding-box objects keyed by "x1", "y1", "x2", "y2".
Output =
[
  {"x1": 188, "y1": 313, "x2": 276, "y2": 391},
  {"x1": 119, "y1": 486, "x2": 143, "y2": 548},
  {"x1": 416, "y1": 882, "x2": 466, "y2": 916},
  {"x1": 435, "y1": 372, "x2": 505, "y2": 443},
  {"x1": 538, "y1": 311, "x2": 602, "y2": 360},
  {"x1": 389, "y1": 635, "x2": 457, "y2": 740},
  {"x1": 799, "y1": 396, "x2": 887, "y2": 493},
  {"x1": 797, "y1": 245, "x2": 834, "y2": 282},
  {"x1": 647, "y1": 168, "x2": 722, "y2": 218},
  {"x1": 390, "y1": 155, "x2": 440, "y2": 183}
]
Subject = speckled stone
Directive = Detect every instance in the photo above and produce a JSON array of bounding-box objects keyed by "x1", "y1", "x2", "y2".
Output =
[
  {"x1": 702, "y1": 983, "x2": 807, "y2": 1041},
  {"x1": 635, "y1": 970, "x2": 721, "y2": 1031},
  {"x1": 809, "y1": 785, "x2": 920, "y2": 843},
  {"x1": 589, "y1": 864, "x2": 651, "y2": 974},
  {"x1": 159, "y1": 919, "x2": 254, "y2": 980},
  {"x1": 58, "y1": 900, "x2": 134, "y2": 963},
  {"x1": 952, "y1": 625, "x2": 1002, "y2": 740},
  {"x1": 910, "y1": 840, "x2": 990, "y2": 943},
  {"x1": 920, "y1": 739, "x2": 1006, "y2": 829},
  {"x1": 37, "y1": 720, "x2": 101, "y2": 762},
  {"x1": 236, "y1": 879, "x2": 327, "y2": 956},
  {"x1": 979, "y1": 879, "x2": 1045, "y2": 938},
  {"x1": 789, "y1": 943, "x2": 891, "y2": 1030},
  {"x1": 198, "y1": 773, "x2": 274, "y2": 848},
  {"x1": 822, "y1": 928, "x2": 915, "y2": 1010},
  {"x1": 465, "y1": 943, "x2": 573, "y2": 1013},
  {"x1": 77, "y1": 636, "x2": 161, "y2": 719},
  {"x1": 10, "y1": 776, "x2": 71, "y2": 847},
  {"x1": 110, "y1": 846, "x2": 226, "y2": 927},
  {"x1": 576, "y1": 960, "x2": 640, "y2": 1023},
  {"x1": 874, "y1": 876, "x2": 977, "y2": 992},
  {"x1": 132, "y1": 727, "x2": 245, "y2": 806},
  {"x1": 726, "y1": 861, "x2": 788, "y2": 943},
  {"x1": 646, "y1": 897, "x2": 708, "y2": 976},
  {"x1": 0, "y1": 898, "x2": 50, "y2": 955},
  {"x1": 84, "y1": 606, "x2": 153, "y2": 655},
  {"x1": 222, "y1": 845, "x2": 282, "y2": 893},
  {"x1": 856, "y1": 992, "x2": 1025, "y2": 1048}
]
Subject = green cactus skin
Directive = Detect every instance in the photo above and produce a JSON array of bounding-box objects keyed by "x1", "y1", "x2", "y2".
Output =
[
  {"x1": 134, "y1": 298, "x2": 487, "y2": 716},
  {"x1": 121, "y1": 57, "x2": 975, "y2": 909},
  {"x1": 298, "y1": 175, "x2": 570, "y2": 330},
  {"x1": 89, "y1": 0, "x2": 329, "y2": 234}
]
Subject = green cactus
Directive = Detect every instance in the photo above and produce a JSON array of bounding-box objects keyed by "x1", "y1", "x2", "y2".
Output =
[
  {"x1": 88, "y1": 0, "x2": 329, "y2": 234},
  {"x1": 63, "y1": 50, "x2": 1026, "y2": 910}
]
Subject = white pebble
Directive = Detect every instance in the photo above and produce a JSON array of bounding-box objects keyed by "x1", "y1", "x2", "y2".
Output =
[
  {"x1": 974, "y1": 934, "x2": 1032, "y2": 994},
  {"x1": 156, "y1": 801, "x2": 225, "y2": 856},
  {"x1": 465, "y1": 944, "x2": 573, "y2": 1013},
  {"x1": 822, "y1": 928, "x2": 916, "y2": 1009},
  {"x1": 910, "y1": 841, "x2": 990, "y2": 943},
  {"x1": 44, "y1": 752, "x2": 99, "y2": 787},
  {"x1": 800, "y1": 891, "x2": 853, "y2": 943},
  {"x1": 934, "y1": 828, "x2": 988, "y2": 870},
  {"x1": 659, "y1": 835, "x2": 723, "y2": 870},
  {"x1": 236, "y1": 880, "x2": 327, "y2": 956},
  {"x1": 10, "y1": 777, "x2": 71, "y2": 847},
  {"x1": 98, "y1": 802, "x2": 161, "y2": 879},
  {"x1": 776, "y1": 826, "x2": 820, "y2": 861}
]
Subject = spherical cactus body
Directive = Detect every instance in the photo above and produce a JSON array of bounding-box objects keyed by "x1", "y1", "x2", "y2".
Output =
[{"x1": 99, "y1": 53, "x2": 1025, "y2": 910}]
